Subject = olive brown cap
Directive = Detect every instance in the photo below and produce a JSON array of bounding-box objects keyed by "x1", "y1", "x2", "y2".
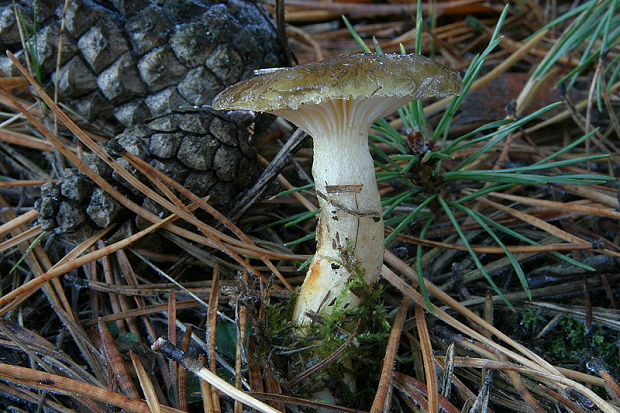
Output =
[{"x1": 212, "y1": 53, "x2": 462, "y2": 113}]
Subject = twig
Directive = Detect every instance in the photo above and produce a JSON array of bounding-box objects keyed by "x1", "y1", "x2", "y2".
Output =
[
  {"x1": 228, "y1": 128, "x2": 308, "y2": 220},
  {"x1": 151, "y1": 338, "x2": 282, "y2": 413}
]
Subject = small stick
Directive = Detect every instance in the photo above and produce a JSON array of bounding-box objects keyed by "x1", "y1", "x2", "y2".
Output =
[
  {"x1": 151, "y1": 338, "x2": 282, "y2": 413},
  {"x1": 228, "y1": 129, "x2": 308, "y2": 220}
]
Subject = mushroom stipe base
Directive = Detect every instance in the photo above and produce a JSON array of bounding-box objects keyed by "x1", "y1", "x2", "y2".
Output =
[{"x1": 256, "y1": 283, "x2": 392, "y2": 407}]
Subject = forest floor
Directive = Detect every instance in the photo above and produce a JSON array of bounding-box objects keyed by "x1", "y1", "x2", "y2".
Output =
[{"x1": 0, "y1": 0, "x2": 619, "y2": 412}]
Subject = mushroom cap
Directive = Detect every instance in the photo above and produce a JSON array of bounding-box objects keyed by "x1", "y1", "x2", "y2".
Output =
[{"x1": 212, "y1": 53, "x2": 462, "y2": 112}]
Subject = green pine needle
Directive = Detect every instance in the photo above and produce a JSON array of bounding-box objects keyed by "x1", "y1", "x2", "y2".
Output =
[{"x1": 438, "y1": 197, "x2": 514, "y2": 308}]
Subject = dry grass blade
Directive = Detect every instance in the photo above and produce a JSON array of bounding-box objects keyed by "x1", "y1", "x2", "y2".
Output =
[
  {"x1": 263, "y1": 362, "x2": 286, "y2": 412},
  {"x1": 436, "y1": 356, "x2": 605, "y2": 387},
  {"x1": 0, "y1": 362, "x2": 185, "y2": 413},
  {"x1": 0, "y1": 319, "x2": 101, "y2": 386},
  {"x1": 0, "y1": 178, "x2": 59, "y2": 187},
  {"x1": 178, "y1": 325, "x2": 193, "y2": 411},
  {"x1": 0, "y1": 209, "x2": 37, "y2": 235},
  {"x1": 229, "y1": 129, "x2": 308, "y2": 220},
  {"x1": 0, "y1": 212, "x2": 179, "y2": 312},
  {"x1": 1, "y1": 51, "x2": 275, "y2": 280},
  {"x1": 556, "y1": 183, "x2": 620, "y2": 210},
  {"x1": 484, "y1": 299, "x2": 544, "y2": 412},
  {"x1": 538, "y1": 384, "x2": 588, "y2": 413},
  {"x1": 468, "y1": 370, "x2": 492, "y2": 413},
  {"x1": 478, "y1": 197, "x2": 620, "y2": 257},
  {"x1": 123, "y1": 153, "x2": 292, "y2": 289},
  {"x1": 84, "y1": 279, "x2": 219, "y2": 297},
  {"x1": 585, "y1": 358, "x2": 620, "y2": 402},
  {"x1": 414, "y1": 303, "x2": 438, "y2": 413},
  {"x1": 0, "y1": 77, "x2": 28, "y2": 89},
  {"x1": 249, "y1": 392, "x2": 369, "y2": 412},
  {"x1": 207, "y1": 264, "x2": 221, "y2": 413},
  {"x1": 0, "y1": 224, "x2": 41, "y2": 253},
  {"x1": 280, "y1": 0, "x2": 496, "y2": 19},
  {"x1": 98, "y1": 320, "x2": 140, "y2": 399},
  {"x1": 488, "y1": 192, "x2": 620, "y2": 219},
  {"x1": 381, "y1": 266, "x2": 535, "y2": 370},
  {"x1": 392, "y1": 372, "x2": 461, "y2": 413},
  {"x1": 168, "y1": 291, "x2": 178, "y2": 406},
  {"x1": 234, "y1": 304, "x2": 248, "y2": 413},
  {"x1": 198, "y1": 354, "x2": 213, "y2": 413},
  {"x1": 257, "y1": 153, "x2": 318, "y2": 212},
  {"x1": 152, "y1": 338, "x2": 283, "y2": 413},
  {"x1": 383, "y1": 251, "x2": 561, "y2": 374},
  {"x1": 0, "y1": 210, "x2": 41, "y2": 252},
  {"x1": 379, "y1": 262, "x2": 620, "y2": 412},
  {"x1": 287, "y1": 331, "x2": 357, "y2": 387},
  {"x1": 100, "y1": 241, "x2": 125, "y2": 331},
  {"x1": 370, "y1": 297, "x2": 410, "y2": 413},
  {"x1": 0, "y1": 322, "x2": 54, "y2": 387},
  {"x1": 115, "y1": 248, "x2": 158, "y2": 341},
  {"x1": 130, "y1": 351, "x2": 162, "y2": 413},
  {"x1": 0, "y1": 226, "x2": 114, "y2": 315},
  {"x1": 0, "y1": 382, "x2": 78, "y2": 413},
  {"x1": 1, "y1": 56, "x2": 262, "y2": 284},
  {"x1": 0, "y1": 129, "x2": 56, "y2": 151},
  {"x1": 442, "y1": 357, "x2": 618, "y2": 412},
  {"x1": 287, "y1": 25, "x2": 324, "y2": 60},
  {"x1": 440, "y1": 344, "x2": 455, "y2": 399},
  {"x1": 83, "y1": 300, "x2": 201, "y2": 326},
  {"x1": 123, "y1": 153, "x2": 247, "y2": 244},
  {"x1": 247, "y1": 340, "x2": 264, "y2": 397},
  {"x1": 525, "y1": 81, "x2": 620, "y2": 134},
  {"x1": 598, "y1": 371, "x2": 620, "y2": 402},
  {"x1": 0, "y1": 194, "x2": 105, "y2": 380},
  {"x1": 495, "y1": 353, "x2": 546, "y2": 413},
  {"x1": 394, "y1": 231, "x2": 594, "y2": 254}
]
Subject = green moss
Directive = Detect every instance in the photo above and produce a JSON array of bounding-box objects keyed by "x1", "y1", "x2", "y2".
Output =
[
  {"x1": 258, "y1": 282, "x2": 392, "y2": 408},
  {"x1": 249, "y1": 238, "x2": 395, "y2": 408},
  {"x1": 518, "y1": 309, "x2": 619, "y2": 370}
]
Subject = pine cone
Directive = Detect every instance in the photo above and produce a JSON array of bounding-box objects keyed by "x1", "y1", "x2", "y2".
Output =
[
  {"x1": 36, "y1": 109, "x2": 260, "y2": 241},
  {"x1": 0, "y1": 0, "x2": 285, "y2": 240},
  {"x1": 0, "y1": 0, "x2": 283, "y2": 133}
]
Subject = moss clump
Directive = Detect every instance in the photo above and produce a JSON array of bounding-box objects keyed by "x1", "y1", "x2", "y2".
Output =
[
  {"x1": 518, "y1": 309, "x2": 619, "y2": 370},
  {"x1": 257, "y1": 281, "x2": 392, "y2": 408}
]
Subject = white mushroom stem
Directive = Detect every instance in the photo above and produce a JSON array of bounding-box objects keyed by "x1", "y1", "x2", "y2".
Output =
[{"x1": 275, "y1": 97, "x2": 409, "y2": 326}]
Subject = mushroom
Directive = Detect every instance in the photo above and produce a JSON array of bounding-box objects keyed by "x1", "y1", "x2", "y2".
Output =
[{"x1": 213, "y1": 53, "x2": 461, "y2": 326}]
